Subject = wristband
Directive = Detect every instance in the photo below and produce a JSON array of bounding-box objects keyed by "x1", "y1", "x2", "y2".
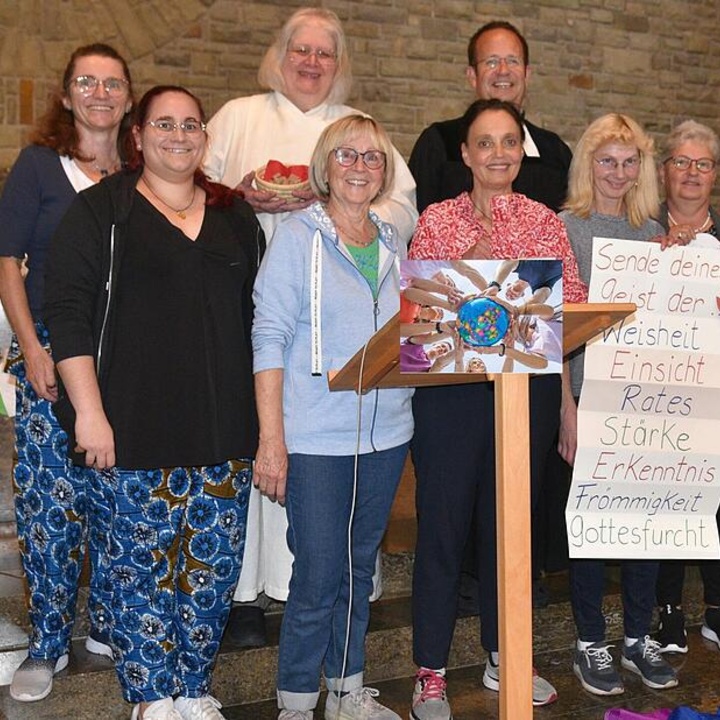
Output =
[
  {"x1": 498, "y1": 343, "x2": 505, "y2": 357},
  {"x1": 488, "y1": 280, "x2": 501, "y2": 290}
]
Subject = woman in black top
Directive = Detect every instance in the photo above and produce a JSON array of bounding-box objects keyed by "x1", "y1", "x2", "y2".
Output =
[{"x1": 45, "y1": 86, "x2": 264, "y2": 720}]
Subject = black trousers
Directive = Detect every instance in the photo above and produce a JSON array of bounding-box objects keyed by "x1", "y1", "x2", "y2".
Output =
[
  {"x1": 410, "y1": 374, "x2": 560, "y2": 668},
  {"x1": 656, "y1": 509, "x2": 720, "y2": 607}
]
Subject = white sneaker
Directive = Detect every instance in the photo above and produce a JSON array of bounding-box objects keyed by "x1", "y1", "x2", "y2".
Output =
[
  {"x1": 279, "y1": 711, "x2": 314, "y2": 719},
  {"x1": 325, "y1": 687, "x2": 400, "y2": 719},
  {"x1": 175, "y1": 695, "x2": 226, "y2": 720},
  {"x1": 131, "y1": 698, "x2": 183, "y2": 719},
  {"x1": 85, "y1": 632, "x2": 114, "y2": 659},
  {"x1": 9, "y1": 653, "x2": 69, "y2": 702}
]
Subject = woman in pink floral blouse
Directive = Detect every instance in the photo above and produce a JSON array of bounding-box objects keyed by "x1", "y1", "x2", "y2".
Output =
[{"x1": 408, "y1": 99, "x2": 586, "y2": 718}]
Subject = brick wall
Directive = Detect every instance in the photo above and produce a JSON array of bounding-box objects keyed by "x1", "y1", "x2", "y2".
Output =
[{"x1": 1, "y1": 0, "x2": 719, "y2": 168}]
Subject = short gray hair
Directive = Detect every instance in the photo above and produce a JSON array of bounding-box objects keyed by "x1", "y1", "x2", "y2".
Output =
[
  {"x1": 661, "y1": 119, "x2": 720, "y2": 162},
  {"x1": 257, "y1": 8, "x2": 352, "y2": 107}
]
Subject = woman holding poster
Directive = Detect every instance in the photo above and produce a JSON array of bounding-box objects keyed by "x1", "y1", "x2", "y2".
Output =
[
  {"x1": 558, "y1": 113, "x2": 679, "y2": 697},
  {"x1": 654, "y1": 120, "x2": 720, "y2": 655},
  {"x1": 658, "y1": 120, "x2": 720, "y2": 249}
]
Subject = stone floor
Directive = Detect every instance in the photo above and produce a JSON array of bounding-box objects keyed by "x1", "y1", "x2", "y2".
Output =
[
  {"x1": 0, "y1": 554, "x2": 718, "y2": 719},
  {"x1": 229, "y1": 629, "x2": 720, "y2": 720}
]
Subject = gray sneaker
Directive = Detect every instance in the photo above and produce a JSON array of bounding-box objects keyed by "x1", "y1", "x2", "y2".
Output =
[
  {"x1": 621, "y1": 636, "x2": 678, "y2": 689},
  {"x1": 410, "y1": 669, "x2": 452, "y2": 720},
  {"x1": 278, "y1": 711, "x2": 313, "y2": 720},
  {"x1": 325, "y1": 687, "x2": 399, "y2": 719},
  {"x1": 10, "y1": 653, "x2": 69, "y2": 702},
  {"x1": 482, "y1": 656, "x2": 558, "y2": 706},
  {"x1": 573, "y1": 642, "x2": 624, "y2": 696}
]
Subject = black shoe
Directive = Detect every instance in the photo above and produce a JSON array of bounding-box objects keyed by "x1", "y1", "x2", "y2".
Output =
[
  {"x1": 655, "y1": 604, "x2": 688, "y2": 654},
  {"x1": 226, "y1": 605, "x2": 268, "y2": 648},
  {"x1": 701, "y1": 607, "x2": 720, "y2": 649},
  {"x1": 532, "y1": 578, "x2": 549, "y2": 609}
]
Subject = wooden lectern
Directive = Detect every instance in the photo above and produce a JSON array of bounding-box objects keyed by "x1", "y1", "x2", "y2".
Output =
[{"x1": 329, "y1": 302, "x2": 636, "y2": 720}]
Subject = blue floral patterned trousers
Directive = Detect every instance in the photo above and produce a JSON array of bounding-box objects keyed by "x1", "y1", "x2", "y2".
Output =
[
  {"x1": 7, "y1": 326, "x2": 107, "y2": 661},
  {"x1": 92, "y1": 459, "x2": 252, "y2": 702}
]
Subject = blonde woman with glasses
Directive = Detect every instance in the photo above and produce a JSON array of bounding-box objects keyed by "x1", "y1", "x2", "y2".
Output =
[{"x1": 559, "y1": 113, "x2": 683, "y2": 698}]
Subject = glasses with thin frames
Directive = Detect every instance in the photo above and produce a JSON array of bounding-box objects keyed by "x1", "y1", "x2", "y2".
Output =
[
  {"x1": 145, "y1": 119, "x2": 207, "y2": 134},
  {"x1": 594, "y1": 156, "x2": 640, "y2": 172},
  {"x1": 69, "y1": 75, "x2": 129, "y2": 96},
  {"x1": 474, "y1": 55, "x2": 524, "y2": 70},
  {"x1": 665, "y1": 155, "x2": 717, "y2": 173},
  {"x1": 333, "y1": 147, "x2": 386, "y2": 170},
  {"x1": 288, "y1": 44, "x2": 337, "y2": 65}
]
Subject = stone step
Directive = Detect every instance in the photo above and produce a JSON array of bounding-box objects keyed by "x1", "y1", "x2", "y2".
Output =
[
  {"x1": 0, "y1": 561, "x2": 710, "y2": 719},
  {"x1": 222, "y1": 626, "x2": 720, "y2": 720}
]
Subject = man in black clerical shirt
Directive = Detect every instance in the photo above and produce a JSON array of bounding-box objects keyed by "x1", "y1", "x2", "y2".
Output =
[{"x1": 409, "y1": 20, "x2": 571, "y2": 214}]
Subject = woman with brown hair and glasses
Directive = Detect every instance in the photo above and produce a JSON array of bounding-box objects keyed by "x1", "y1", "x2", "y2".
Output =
[
  {"x1": 0, "y1": 42, "x2": 134, "y2": 703},
  {"x1": 45, "y1": 85, "x2": 263, "y2": 720}
]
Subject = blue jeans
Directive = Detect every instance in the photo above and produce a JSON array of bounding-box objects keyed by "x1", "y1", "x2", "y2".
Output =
[
  {"x1": 277, "y1": 444, "x2": 408, "y2": 712},
  {"x1": 570, "y1": 559, "x2": 659, "y2": 642}
]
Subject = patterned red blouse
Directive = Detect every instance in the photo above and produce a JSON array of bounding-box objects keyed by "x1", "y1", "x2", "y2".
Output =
[{"x1": 409, "y1": 192, "x2": 588, "y2": 303}]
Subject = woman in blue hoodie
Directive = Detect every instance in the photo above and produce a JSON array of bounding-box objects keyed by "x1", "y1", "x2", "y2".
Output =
[{"x1": 252, "y1": 115, "x2": 413, "y2": 720}]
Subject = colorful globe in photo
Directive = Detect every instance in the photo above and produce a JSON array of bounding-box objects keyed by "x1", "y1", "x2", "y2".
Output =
[{"x1": 456, "y1": 297, "x2": 510, "y2": 348}]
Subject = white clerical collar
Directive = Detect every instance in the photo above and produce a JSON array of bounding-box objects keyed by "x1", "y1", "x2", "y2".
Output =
[{"x1": 523, "y1": 123, "x2": 540, "y2": 158}]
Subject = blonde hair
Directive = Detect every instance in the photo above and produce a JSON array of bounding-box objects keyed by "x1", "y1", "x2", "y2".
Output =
[
  {"x1": 565, "y1": 113, "x2": 659, "y2": 228},
  {"x1": 309, "y1": 115, "x2": 395, "y2": 202},
  {"x1": 257, "y1": 8, "x2": 352, "y2": 107}
]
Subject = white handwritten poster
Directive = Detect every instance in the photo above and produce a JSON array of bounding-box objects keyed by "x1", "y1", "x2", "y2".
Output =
[{"x1": 567, "y1": 237, "x2": 720, "y2": 559}]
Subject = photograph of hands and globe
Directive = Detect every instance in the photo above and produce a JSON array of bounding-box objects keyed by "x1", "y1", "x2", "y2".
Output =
[{"x1": 400, "y1": 259, "x2": 563, "y2": 375}]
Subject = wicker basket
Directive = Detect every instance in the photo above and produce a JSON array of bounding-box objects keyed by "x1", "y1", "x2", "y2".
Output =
[{"x1": 255, "y1": 164, "x2": 310, "y2": 200}]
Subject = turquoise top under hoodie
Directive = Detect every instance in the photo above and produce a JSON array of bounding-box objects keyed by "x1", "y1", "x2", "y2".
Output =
[{"x1": 252, "y1": 201, "x2": 414, "y2": 455}]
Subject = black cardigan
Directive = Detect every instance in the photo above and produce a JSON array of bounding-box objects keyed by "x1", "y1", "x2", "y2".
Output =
[{"x1": 45, "y1": 169, "x2": 264, "y2": 469}]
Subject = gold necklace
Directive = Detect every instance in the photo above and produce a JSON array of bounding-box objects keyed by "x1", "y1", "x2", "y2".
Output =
[
  {"x1": 141, "y1": 176, "x2": 196, "y2": 219},
  {"x1": 330, "y1": 213, "x2": 378, "y2": 247}
]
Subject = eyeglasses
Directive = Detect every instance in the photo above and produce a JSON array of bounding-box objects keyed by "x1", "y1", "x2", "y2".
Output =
[
  {"x1": 665, "y1": 155, "x2": 717, "y2": 173},
  {"x1": 333, "y1": 147, "x2": 386, "y2": 170},
  {"x1": 145, "y1": 119, "x2": 207, "y2": 134},
  {"x1": 69, "y1": 75, "x2": 129, "y2": 96},
  {"x1": 594, "y1": 156, "x2": 641, "y2": 171},
  {"x1": 474, "y1": 55, "x2": 524, "y2": 70},
  {"x1": 288, "y1": 44, "x2": 337, "y2": 65}
]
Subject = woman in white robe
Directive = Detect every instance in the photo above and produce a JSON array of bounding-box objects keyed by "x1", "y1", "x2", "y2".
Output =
[{"x1": 203, "y1": 7, "x2": 417, "y2": 610}]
